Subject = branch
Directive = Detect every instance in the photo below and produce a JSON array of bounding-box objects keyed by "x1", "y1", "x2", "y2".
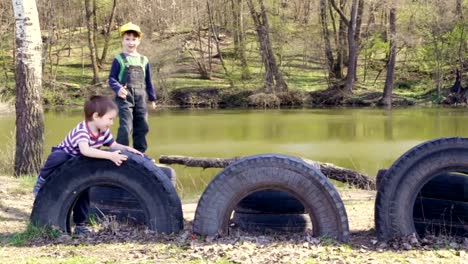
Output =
[
  {"x1": 330, "y1": 0, "x2": 350, "y2": 27},
  {"x1": 159, "y1": 155, "x2": 376, "y2": 190}
]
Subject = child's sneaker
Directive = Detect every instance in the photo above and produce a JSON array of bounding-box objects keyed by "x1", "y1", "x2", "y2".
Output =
[{"x1": 74, "y1": 224, "x2": 92, "y2": 235}]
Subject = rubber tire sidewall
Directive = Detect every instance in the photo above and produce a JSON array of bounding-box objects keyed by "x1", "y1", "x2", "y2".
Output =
[{"x1": 31, "y1": 154, "x2": 183, "y2": 234}]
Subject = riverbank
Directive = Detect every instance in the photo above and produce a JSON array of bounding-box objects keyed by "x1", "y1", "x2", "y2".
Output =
[{"x1": 0, "y1": 175, "x2": 465, "y2": 263}]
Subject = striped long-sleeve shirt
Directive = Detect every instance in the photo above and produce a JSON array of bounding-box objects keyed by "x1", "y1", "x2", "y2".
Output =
[{"x1": 55, "y1": 121, "x2": 115, "y2": 156}]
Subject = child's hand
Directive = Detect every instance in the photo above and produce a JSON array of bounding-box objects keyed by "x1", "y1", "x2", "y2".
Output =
[
  {"x1": 108, "y1": 150, "x2": 128, "y2": 166},
  {"x1": 126, "y1": 147, "x2": 144, "y2": 156},
  {"x1": 151, "y1": 101, "x2": 156, "y2": 110},
  {"x1": 118, "y1": 86, "x2": 128, "y2": 99}
]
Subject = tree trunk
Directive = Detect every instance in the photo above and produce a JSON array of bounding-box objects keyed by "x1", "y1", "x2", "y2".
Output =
[
  {"x1": 207, "y1": 0, "x2": 233, "y2": 87},
  {"x1": 353, "y1": 0, "x2": 364, "y2": 81},
  {"x1": 330, "y1": 0, "x2": 346, "y2": 80},
  {"x1": 92, "y1": 0, "x2": 98, "y2": 58},
  {"x1": 159, "y1": 155, "x2": 376, "y2": 190},
  {"x1": 85, "y1": 0, "x2": 100, "y2": 84},
  {"x1": 231, "y1": 0, "x2": 251, "y2": 80},
  {"x1": 455, "y1": 0, "x2": 466, "y2": 74},
  {"x1": 12, "y1": 0, "x2": 45, "y2": 176},
  {"x1": 320, "y1": 0, "x2": 335, "y2": 79},
  {"x1": 99, "y1": 0, "x2": 118, "y2": 65},
  {"x1": 380, "y1": 5, "x2": 397, "y2": 107},
  {"x1": 246, "y1": 0, "x2": 288, "y2": 93},
  {"x1": 345, "y1": 0, "x2": 358, "y2": 92}
]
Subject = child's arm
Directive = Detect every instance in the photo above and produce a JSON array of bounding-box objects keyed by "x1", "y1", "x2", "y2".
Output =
[
  {"x1": 78, "y1": 141, "x2": 128, "y2": 166},
  {"x1": 109, "y1": 142, "x2": 144, "y2": 156},
  {"x1": 145, "y1": 62, "x2": 157, "y2": 109},
  {"x1": 108, "y1": 59, "x2": 128, "y2": 99}
]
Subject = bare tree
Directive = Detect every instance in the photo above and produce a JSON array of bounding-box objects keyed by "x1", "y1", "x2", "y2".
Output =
[
  {"x1": 344, "y1": 0, "x2": 358, "y2": 92},
  {"x1": 455, "y1": 0, "x2": 466, "y2": 73},
  {"x1": 231, "y1": 0, "x2": 251, "y2": 80},
  {"x1": 379, "y1": 2, "x2": 397, "y2": 107},
  {"x1": 320, "y1": 0, "x2": 335, "y2": 80},
  {"x1": 85, "y1": 0, "x2": 100, "y2": 84},
  {"x1": 12, "y1": 0, "x2": 45, "y2": 176},
  {"x1": 99, "y1": 0, "x2": 118, "y2": 65},
  {"x1": 330, "y1": 0, "x2": 363, "y2": 91},
  {"x1": 207, "y1": 0, "x2": 233, "y2": 86},
  {"x1": 246, "y1": 0, "x2": 288, "y2": 93}
]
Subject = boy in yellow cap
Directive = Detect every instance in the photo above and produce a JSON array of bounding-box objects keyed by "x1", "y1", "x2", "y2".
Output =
[{"x1": 108, "y1": 22, "x2": 156, "y2": 153}]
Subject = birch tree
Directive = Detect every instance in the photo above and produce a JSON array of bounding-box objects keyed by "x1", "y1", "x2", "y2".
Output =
[{"x1": 12, "y1": 0, "x2": 44, "y2": 176}]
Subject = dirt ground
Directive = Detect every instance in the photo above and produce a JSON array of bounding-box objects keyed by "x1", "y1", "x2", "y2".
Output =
[{"x1": 0, "y1": 175, "x2": 466, "y2": 264}]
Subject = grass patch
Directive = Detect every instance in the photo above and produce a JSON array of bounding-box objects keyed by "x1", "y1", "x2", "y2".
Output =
[
  {"x1": 6, "y1": 256, "x2": 99, "y2": 264},
  {"x1": 0, "y1": 130, "x2": 15, "y2": 175},
  {"x1": 6, "y1": 223, "x2": 61, "y2": 246}
]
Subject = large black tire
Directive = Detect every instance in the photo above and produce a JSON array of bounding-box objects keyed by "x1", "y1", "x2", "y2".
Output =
[
  {"x1": 235, "y1": 190, "x2": 305, "y2": 214},
  {"x1": 233, "y1": 212, "x2": 312, "y2": 233},
  {"x1": 375, "y1": 137, "x2": 468, "y2": 240},
  {"x1": 418, "y1": 173, "x2": 468, "y2": 201},
  {"x1": 414, "y1": 219, "x2": 467, "y2": 237},
  {"x1": 375, "y1": 169, "x2": 388, "y2": 190},
  {"x1": 413, "y1": 197, "x2": 467, "y2": 220},
  {"x1": 88, "y1": 163, "x2": 177, "y2": 224},
  {"x1": 31, "y1": 152, "x2": 183, "y2": 234},
  {"x1": 193, "y1": 154, "x2": 349, "y2": 242}
]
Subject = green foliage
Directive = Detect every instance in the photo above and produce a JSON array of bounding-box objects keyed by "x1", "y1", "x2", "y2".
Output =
[
  {"x1": 1, "y1": 0, "x2": 464, "y2": 106},
  {"x1": 8, "y1": 223, "x2": 61, "y2": 246}
]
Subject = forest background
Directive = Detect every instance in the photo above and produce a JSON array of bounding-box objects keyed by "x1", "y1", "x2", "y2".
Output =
[{"x1": 0, "y1": 0, "x2": 466, "y2": 108}]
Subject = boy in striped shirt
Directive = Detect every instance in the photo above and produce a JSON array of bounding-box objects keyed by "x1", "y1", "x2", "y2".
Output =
[{"x1": 33, "y1": 95, "x2": 143, "y2": 234}]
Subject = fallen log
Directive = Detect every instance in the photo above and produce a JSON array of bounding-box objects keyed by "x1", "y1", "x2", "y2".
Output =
[{"x1": 159, "y1": 155, "x2": 376, "y2": 190}]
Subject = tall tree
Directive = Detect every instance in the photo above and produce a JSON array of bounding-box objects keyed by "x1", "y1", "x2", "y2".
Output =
[
  {"x1": 344, "y1": 0, "x2": 358, "y2": 92},
  {"x1": 231, "y1": 0, "x2": 250, "y2": 80},
  {"x1": 12, "y1": 0, "x2": 45, "y2": 176},
  {"x1": 246, "y1": 0, "x2": 288, "y2": 93},
  {"x1": 84, "y1": 0, "x2": 100, "y2": 84},
  {"x1": 380, "y1": 2, "x2": 397, "y2": 106},
  {"x1": 320, "y1": 0, "x2": 336, "y2": 80},
  {"x1": 330, "y1": 0, "x2": 363, "y2": 91},
  {"x1": 99, "y1": 0, "x2": 118, "y2": 65}
]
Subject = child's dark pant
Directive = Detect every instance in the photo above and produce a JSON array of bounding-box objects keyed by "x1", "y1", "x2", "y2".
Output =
[
  {"x1": 37, "y1": 149, "x2": 90, "y2": 225},
  {"x1": 116, "y1": 87, "x2": 149, "y2": 153}
]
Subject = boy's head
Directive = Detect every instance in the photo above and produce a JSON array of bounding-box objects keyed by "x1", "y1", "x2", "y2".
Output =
[
  {"x1": 120, "y1": 22, "x2": 142, "y2": 38},
  {"x1": 84, "y1": 95, "x2": 117, "y2": 122},
  {"x1": 120, "y1": 22, "x2": 142, "y2": 53}
]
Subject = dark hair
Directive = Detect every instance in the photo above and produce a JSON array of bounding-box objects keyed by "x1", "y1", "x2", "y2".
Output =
[
  {"x1": 84, "y1": 95, "x2": 118, "y2": 121},
  {"x1": 122, "y1": 31, "x2": 140, "y2": 38}
]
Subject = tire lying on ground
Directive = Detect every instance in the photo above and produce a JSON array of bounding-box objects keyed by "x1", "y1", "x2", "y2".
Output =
[
  {"x1": 88, "y1": 163, "x2": 177, "y2": 224},
  {"x1": 375, "y1": 137, "x2": 468, "y2": 240},
  {"x1": 413, "y1": 173, "x2": 468, "y2": 237},
  {"x1": 193, "y1": 154, "x2": 349, "y2": 242},
  {"x1": 232, "y1": 212, "x2": 312, "y2": 233},
  {"x1": 31, "y1": 152, "x2": 183, "y2": 234},
  {"x1": 235, "y1": 190, "x2": 305, "y2": 214},
  {"x1": 375, "y1": 169, "x2": 388, "y2": 190}
]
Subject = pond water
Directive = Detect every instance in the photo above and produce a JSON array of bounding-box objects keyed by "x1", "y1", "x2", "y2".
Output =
[{"x1": 2, "y1": 107, "x2": 468, "y2": 199}]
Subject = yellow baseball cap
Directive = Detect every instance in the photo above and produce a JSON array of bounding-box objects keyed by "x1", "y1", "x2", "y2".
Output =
[{"x1": 120, "y1": 22, "x2": 142, "y2": 37}]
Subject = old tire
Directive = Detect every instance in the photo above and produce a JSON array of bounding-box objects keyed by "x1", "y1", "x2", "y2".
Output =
[
  {"x1": 193, "y1": 154, "x2": 349, "y2": 242},
  {"x1": 31, "y1": 152, "x2": 183, "y2": 234},
  {"x1": 418, "y1": 173, "x2": 468, "y2": 201},
  {"x1": 235, "y1": 190, "x2": 305, "y2": 214},
  {"x1": 88, "y1": 163, "x2": 177, "y2": 224},
  {"x1": 375, "y1": 169, "x2": 388, "y2": 190},
  {"x1": 233, "y1": 212, "x2": 312, "y2": 233},
  {"x1": 375, "y1": 137, "x2": 468, "y2": 240}
]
